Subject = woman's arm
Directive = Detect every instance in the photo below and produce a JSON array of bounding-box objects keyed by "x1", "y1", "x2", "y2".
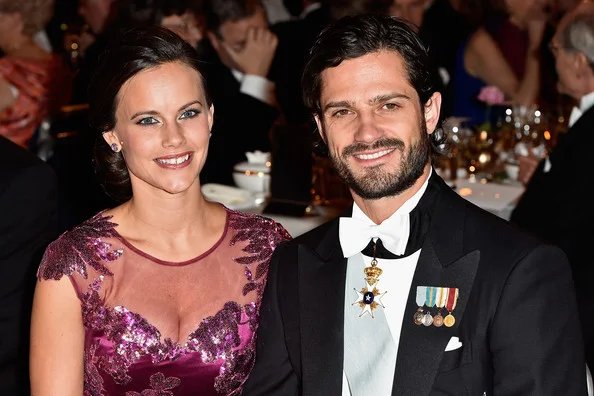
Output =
[
  {"x1": 30, "y1": 277, "x2": 84, "y2": 395},
  {"x1": 465, "y1": 26, "x2": 542, "y2": 107},
  {"x1": 0, "y1": 77, "x2": 18, "y2": 113}
]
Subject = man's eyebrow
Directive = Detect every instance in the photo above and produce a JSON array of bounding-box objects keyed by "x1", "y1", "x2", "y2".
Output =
[
  {"x1": 323, "y1": 100, "x2": 355, "y2": 112},
  {"x1": 369, "y1": 93, "x2": 411, "y2": 105}
]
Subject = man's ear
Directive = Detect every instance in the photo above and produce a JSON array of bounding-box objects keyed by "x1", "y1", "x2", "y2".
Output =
[
  {"x1": 424, "y1": 92, "x2": 442, "y2": 135},
  {"x1": 575, "y1": 52, "x2": 592, "y2": 79},
  {"x1": 314, "y1": 113, "x2": 326, "y2": 143},
  {"x1": 207, "y1": 31, "x2": 220, "y2": 52}
]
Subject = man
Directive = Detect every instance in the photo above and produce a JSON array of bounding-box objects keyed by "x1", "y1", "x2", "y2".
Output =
[
  {"x1": 0, "y1": 136, "x2": 57, "y2": 395},
  {"x1": 199, "y1": 0, "x2": 281, "y2": 185},
  {"x1": 511, "y1": 1, "x2": 594, "y2": 372},
  {"x1": 244, "y1": 14, "x2": 587, "y2": 395}
]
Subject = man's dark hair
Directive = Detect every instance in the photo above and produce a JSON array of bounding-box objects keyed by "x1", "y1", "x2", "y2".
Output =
[
  {"x1": 202, "y1": 0, "x2": 262, "y2": 37},
  {"x1": 302, "y1": 13, "x2": 446, "y2": 155}
]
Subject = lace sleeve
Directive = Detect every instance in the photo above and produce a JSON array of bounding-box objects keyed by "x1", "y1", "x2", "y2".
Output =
[{"x1": 37, "y1": 214, "x2": 123, "y2": 282}]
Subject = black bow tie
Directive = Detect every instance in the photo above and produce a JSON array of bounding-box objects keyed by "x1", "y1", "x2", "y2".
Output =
[{"x1": 360, "y1": 170, "x2": 441, "y2": 260}]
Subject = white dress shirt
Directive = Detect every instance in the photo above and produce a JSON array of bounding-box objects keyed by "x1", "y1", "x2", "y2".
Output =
[
  {"x1": 231, "y1": 69, "x2": 276, "y2": 107},
  {"x1": 342, "y1": 172, "x2": 431, "y2": 395}
]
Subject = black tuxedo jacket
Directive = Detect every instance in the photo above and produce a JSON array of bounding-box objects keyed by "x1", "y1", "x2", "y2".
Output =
[
  {"x1": 511, "y1": 105, "x2": 594, "y2": 370},
  {"x1": 0, "y1": 137, "x2": 57, "y2": 395},
  {"x1": 198, "y1": 40, "x2": 280, "y2": 186},
  {"x1": 244, "y1": 174, "x2": 587, "y2": 395}
]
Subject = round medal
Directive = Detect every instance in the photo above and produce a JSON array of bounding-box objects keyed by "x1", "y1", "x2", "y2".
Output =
[
  {"x1": 422, "y1": 312, "x2": 433, "y2": 326},
  {"x1": 433, "y1": 313, "x2": 444, "y2": 327},
  {"x1": 444, "y1": 314, "x2": 456, "y2": 327},
  {"x1": 413, "y1": 309, "x2": 424, "y2": 325}
]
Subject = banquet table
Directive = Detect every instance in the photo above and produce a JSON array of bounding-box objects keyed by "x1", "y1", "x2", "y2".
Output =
[{"x1": 256, "y1": 178, "x2": 525, "y2": 237}]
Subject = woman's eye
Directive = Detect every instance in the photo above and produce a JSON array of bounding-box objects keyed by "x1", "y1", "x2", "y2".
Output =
[
  {"x1": 180, "y1": 109, "x2": 200, "y2": 119},
  {"x1": 137, "y1": 117, "x2": 158, "y2": 125}
]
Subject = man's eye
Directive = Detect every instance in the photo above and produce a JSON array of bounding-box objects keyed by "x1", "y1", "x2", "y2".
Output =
[
  {"x1": 137, "y1": 117, "x2": 158, "y2": 125},
  {"x1": 180, "y1": 109, "x2": 200, "y2": 119},
  {"x1": 383, "y1": 103, "x2": 400, "y2": 110},
  {"x1": 332, "y1": 109, "x2": 351, "y2": 117}
]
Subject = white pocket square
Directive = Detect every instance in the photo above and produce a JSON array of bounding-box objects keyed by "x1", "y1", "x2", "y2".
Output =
[{"x1": 444, "y1": 336, "x2": 462, "y2": 352}]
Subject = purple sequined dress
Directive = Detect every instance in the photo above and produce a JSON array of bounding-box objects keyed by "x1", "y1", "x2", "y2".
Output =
[{"x1": 38, "y1": 208, "x2": 290, "y2": 395}]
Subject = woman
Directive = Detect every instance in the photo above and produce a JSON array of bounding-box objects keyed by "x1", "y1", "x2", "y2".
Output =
[
  {"x1": 0, "y1": 0, "x2": 72, "y2": 147},
  {"x1": 30, "y1": 26, "x2": 290, "y2": 395},
  {"x1": 451, "y1": 0, "x2": 549, "y2": 126}
]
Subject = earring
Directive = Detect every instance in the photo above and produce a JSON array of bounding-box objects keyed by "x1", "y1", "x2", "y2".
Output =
[{"x1": 110, "y1": 143, "x2": 120, "y2": 153}]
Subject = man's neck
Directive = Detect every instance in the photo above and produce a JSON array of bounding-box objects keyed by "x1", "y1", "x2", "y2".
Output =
[{"x1": 352, "y1": 163, "x2": 431, "y2": 225}]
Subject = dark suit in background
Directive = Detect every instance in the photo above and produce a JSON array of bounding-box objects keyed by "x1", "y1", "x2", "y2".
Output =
[
  {"x1": 245, "y1": 173, "x2": 587, "y2": 395},
  {"x1": 511, "y1": 106, "x2": 594, "y2": 371},
  {"x1": 198, "y1": 40, "x2": 280, "y2": 186},
  {"x1": 0, "y1": 137, "x2": 58, "y2": 395}
]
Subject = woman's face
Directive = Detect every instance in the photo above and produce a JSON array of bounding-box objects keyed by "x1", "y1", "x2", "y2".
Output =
[
  {"x1": 504, "y1": 0, "x2": 549, "y2": 23},
  {"x1": 161, "y1": 12, "x2": 203, "y2": 49},
  {"x1": 103, "y1": 61, "x2": 213, "y2": 197}
]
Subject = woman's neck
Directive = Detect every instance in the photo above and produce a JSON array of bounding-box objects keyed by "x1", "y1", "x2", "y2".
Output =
[{"x1": 122, "y1": 188, "x2": 209, "y2": 236}]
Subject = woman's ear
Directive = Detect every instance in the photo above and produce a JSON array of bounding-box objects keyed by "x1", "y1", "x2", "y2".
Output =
[
  {"x1": 207, "y1": 104, "x2": 214, "y2": 131},
  {"x1": 102, "y1": 131, "x2": 122, "y2": 152}
]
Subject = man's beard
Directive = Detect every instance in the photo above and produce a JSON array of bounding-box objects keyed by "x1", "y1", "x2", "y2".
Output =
[{"x1": 328, "y1": 124, "x2": 430, "y2": 200}]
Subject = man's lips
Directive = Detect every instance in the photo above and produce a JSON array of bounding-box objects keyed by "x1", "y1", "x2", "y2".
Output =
[{"x1": 352, "y1": 148, "x2": 396, "y2": 160}]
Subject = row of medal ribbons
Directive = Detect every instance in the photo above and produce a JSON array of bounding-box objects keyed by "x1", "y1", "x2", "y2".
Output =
[{"x1": 414, "y1": 286, "x2": 459, "y2": 327}]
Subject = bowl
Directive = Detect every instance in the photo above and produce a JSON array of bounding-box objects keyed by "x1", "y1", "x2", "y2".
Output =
[
  {"x1": 505, "y1": 163, "x2": 519, "y2": 181},
  {"x1": 233, "y1": 161, "x2": 271, "y2": 193}
]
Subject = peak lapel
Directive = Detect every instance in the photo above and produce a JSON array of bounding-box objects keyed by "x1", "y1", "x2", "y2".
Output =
[
  {"x1": 393, "y1": 178, "x2": 481, "y2": 395},
  {"x1": 298, "y1": 219, "x2": 347, "y2": 395}
]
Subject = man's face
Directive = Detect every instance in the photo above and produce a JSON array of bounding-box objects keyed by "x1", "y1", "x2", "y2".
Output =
[
  {"x1": 78, "y1": 0, "x2": 113, "y2": 34},
  {"x1": 314, "y1": 50, "x2": 440, "y2": 200},
  {"x1": 550, "y1": 22, "x2": 583, "y2": 100},
  {"x1": 388, "y1": 0, "x2": 428, "y2": 31},
  {"x1": 217, "y1": 7, "x2": 268, "y2": 52}
]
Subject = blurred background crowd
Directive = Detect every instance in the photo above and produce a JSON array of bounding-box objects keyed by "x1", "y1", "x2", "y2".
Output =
[
  {"x1": 0, "y1": 0, "x2": 590, "y2": 393},
  {"x1": 0, "y1": 0, "x2": 583, "y2": 231}
]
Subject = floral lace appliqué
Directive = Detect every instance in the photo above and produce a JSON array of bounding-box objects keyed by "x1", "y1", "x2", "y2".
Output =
[
  {"x1": 228, "y1": 211, "x2": 290, "y2": 296},
  {"x1": 125, "y1": 372, "x2": 181, "y2": 396},
  {"x1": 84, "y1": 339, "x2": 106, "y2": 396},
  {"x1": 38, "y1": 213, "x2": 123, "y2": 280}
]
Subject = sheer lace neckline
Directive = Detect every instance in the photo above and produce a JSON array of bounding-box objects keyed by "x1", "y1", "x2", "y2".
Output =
[{"x1": 109, "y1": 211, "x2": 229, "y2": 267}]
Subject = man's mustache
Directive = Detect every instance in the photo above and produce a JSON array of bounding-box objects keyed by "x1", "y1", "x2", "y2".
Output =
[{"x1": 342, "y1": 138, "x2": 405, "y2": 157}]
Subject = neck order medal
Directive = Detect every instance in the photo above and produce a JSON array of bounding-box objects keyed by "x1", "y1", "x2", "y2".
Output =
[{"x1": 353, "y1": 243, "x2": 386, "y2": 318}]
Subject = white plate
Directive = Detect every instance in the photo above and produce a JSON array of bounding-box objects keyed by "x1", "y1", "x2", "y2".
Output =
[{"x1": 202, "y1": 183, "x2": 265, "y2": 210}]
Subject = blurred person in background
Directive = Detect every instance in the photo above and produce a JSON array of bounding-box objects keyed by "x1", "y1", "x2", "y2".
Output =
[
  {"x1": 159, "y1": 0, "x2": 205, "y2": 49},
  {"x1": 386, "y1": 0, "x2": 473, "y2": 116},
  {"x1": 0, "y1": 136, "x2": 57, "y2": 396},
  {"x1": 199, "y1": 0, "x2": 281, "y2": 185},
  {"x1": 511, "y1": 0, "x2": 594, "y2": 372},
  {"x1": 0, "y1": 0, "x2": 72, "y2": 148},
  {"x1": 30, "y1": 26, "x2": 290, "y2": 394},
  {"x1": 450, "y1": 0, "x2": 550, "y2": 126}
]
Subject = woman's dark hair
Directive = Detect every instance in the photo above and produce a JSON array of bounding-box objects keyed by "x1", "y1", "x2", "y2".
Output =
[
  {"x1": 89, "y1": 26, "x2": 212, "y2": 202},
  {"x1": 301, "y1": 13, "x2": 446, "y2": 155}
]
